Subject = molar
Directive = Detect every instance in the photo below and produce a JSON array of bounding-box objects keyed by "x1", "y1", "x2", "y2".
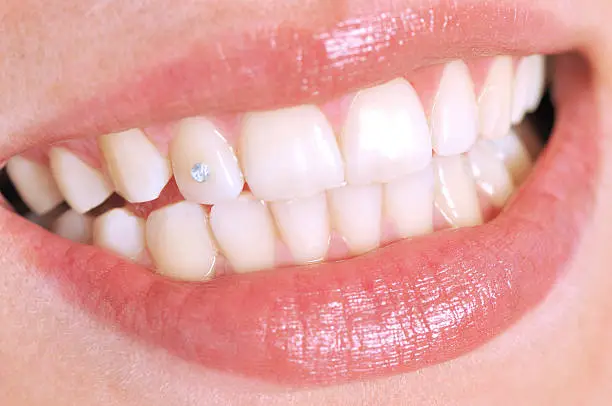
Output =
[
  {"x1": 491, "y1": 128, "x2": 534, "y2": 186},
  {"x1": 99, "y1": 129, "x2": 172, "y2": 203},
  {"x1": 433, "y1": 155, "x2": 483, "y2": 227},
  {"x1": 270, "y1": 193, "x2": 330, "y2": 264},
  {"x1": 209, "y1": 194, "x2": 276, "y2": 273},
  {"x1": 49, "y1": 147, "x2": 113, "y2": 213},
  {"x1": 93, "y1": 208, "x2": 146, "y2": 261},
  {"x1": 340, "y1": 78, "x2": 431, "y2": 185},
  {"x1": 328, "y1": 184, "x2": 382, "y2": 255},
  {"x1": 431, "y1": 60, "x2": 479, "y2": 156},
  {"x1": 145, "y1": 201, "x2": 217, "y2": 281},
  {"x1": 6, "y1": 156, "x2": 63, "y2": 215},
  {"x1": 51, "y1": 209, "x2": 94, "y2": 244},
  {"x1": 170, "y1": 117, "x2": 244, "y2": 205},
  {"x1": 240, "y1": 105, "x2": 345, "y2": 201}
]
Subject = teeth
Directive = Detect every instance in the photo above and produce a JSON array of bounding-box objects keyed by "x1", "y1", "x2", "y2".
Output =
[
  {"x1": 478, "y1": 56, "x2": 513, "y2": 140},
  {"x1": 93, "y1": 208, "x2": 145, "y2": 260},
  {"x1": 491, "y1": 129, "x2": 533, "y2": 185},
  {"x1": 49, "y1": 147, "x2": 113, "y2": 213},
  {"x1": 52, "y1": 210, "x2": 94, "y2": 244},
  {"x1": 431, "y1": 60, "x2": 479, "y2": 156},
  {"x1": 328, "y1": 184, "x2": 382, "y2": 254},
  {"x1": 434, "y1": 156, "x2": 482, "y2": 228},
  {"x1": 240, "y1": 105, "x2": 345, "y2": 201},
  {"x1": 145, "y1": 201, "x2": 216, "y2": 280},
  {"x1": 384, "y1": 165, "x2": 434, "y2": 238},
  {"x1": 525, "y1": 55, "x2": 546, "y2": 112},
  {"x1": 6, "y1": 156, "x2": 63, "y2": 215},
  {"x1": 209, "y1": 194, "x2": 276, "y2": 273},
  {"x1": 170, "y1": 117, "x2": 244, "y2": 204},
  {"x1": 99, "y1": 129, "x2": 172, "y2": 203},
  {"x1": 468, "y1": 142, "x2": 514, "y2": 207},
  {"x1": 270, "y1": 193, "x2": 330, "y2": 264},
  {"x1": 340, "y1": 79, "x2": 431, "y2": 185}
]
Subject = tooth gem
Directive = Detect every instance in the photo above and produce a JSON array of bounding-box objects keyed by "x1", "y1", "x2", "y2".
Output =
[{"x1": 191, "y1": 163, "x2": 210, "y2": 183}]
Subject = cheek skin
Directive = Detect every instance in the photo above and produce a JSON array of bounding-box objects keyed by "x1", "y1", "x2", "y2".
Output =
[{"x1": 1, "y1": 0, "x2": 612, "y2": 405}]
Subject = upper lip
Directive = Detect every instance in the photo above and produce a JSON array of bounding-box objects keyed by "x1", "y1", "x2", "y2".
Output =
[{"x1": 0, "y1": 0, "x2": 602, "y2": 387}]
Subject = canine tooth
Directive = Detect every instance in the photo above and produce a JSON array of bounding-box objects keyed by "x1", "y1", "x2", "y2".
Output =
[
  {"x1": 478, "y1": 56, "x2": 513, "y2": 139},
  {"x1": 210, "y1": 194, "x2": 276, "y2": 273},
  {"x1": 146, "y1": 201, "x2": 216, "y2": 281},
  {"x1": 434, "y1": 156, "x2": 482, "y2": 227},
  {"x1": 170, "y1": 117, "x2": 244, "y2": 204},
  {"x1": 384, "y1": 165, "x2": 434, "y2": 238},
  {"x1": 52, "y1": 210, "x2": 93, "y2": 244},
  {"x1": 340, "y1": 78, "x2": 431, "y2": 185},
  {"x1": 511, "y1": 57, "x2": 532, "y2": 124},
  {"x1": 6, "y1": 156, "x2": 63, "y2": 215},
  {"x1": 328, "y1": 184, "x2": 382, "y2": 254},
  {"x1": 49, "y1": 147, "x2": 113, "y2": 213},
  {"x1": 468, "y1": 142, "x2": 514, "y2": 207},
  {"x1": 93, "y1": 208, "x2": 145, "y2": 260},
  {"x1": 270, "y1": 193, "x2": 330, "y2": 264},
  {"x1": 99, "y1": 129, "x2": 172, "y2": 203},
  {"x1": 525, "y1": 55, "x2": 546, "y2": 112},
  {"x1": 240, "y1": 105, "x2": 344, "y2": 201},
  {"x1": 491, "y1": 129, "x2": 533, "y2": 185},
  {"x1": 431, "y1": 61, "x2": 479, "y2": 156}
]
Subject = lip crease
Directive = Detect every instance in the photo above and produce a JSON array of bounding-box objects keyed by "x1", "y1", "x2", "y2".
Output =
[{"x1": 0, "y1": 1, "x2": 600, "y2": 387}]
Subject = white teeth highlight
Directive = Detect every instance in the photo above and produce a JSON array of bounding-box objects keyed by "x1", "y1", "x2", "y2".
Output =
[
  {"x1": 52, "y1": 210, "x2": 94, "y2": 244},
  {"x1": 434, "y1": 155, "x2": 483, "y2": 227},
  {"x1": 49, "y1": 147, "x2": 113, "y2": 213},
  {"x1": 146, "y1": 201, "x2": 216, "y2": 281},
  {"x1": 6, "y1": 156, "x2": 63, "y2": 215},
  {"x1": 431, "y1": 60, "x2": 479, "y2": 156},
  {"x1": 270, "y1": 193, "x2": 330, "y2": 264},
  {"x1": 525, "y1": 55, "x2": 546, "y2": 112},
  {"x1": 478, "y1": 56, "x2": 513, "y2": 140},
  {"x1": 170, "y1": 117, "x2": 244, "y2": 205},
  {"x1": 240, "y1": 105, "x2": 345, "y2": 201},
  {"x1": 328, "y1": 184, "x2": 382, "y2": 254},
  {"x1": 384, "y1": 165, "x2": 434, "y2": 238},
  {"x1": 340, "y1": 78, "x2": 432, "y2": 185},
  {"x1": 99, "y1": 129, "x2": 172, "y2": 203},
  {"x1": 93, "y1": 208, "x2": 145, "y2": 260},
  {"x1": 468, "y1": 142, "x2": 514, "y2": 207},
  {"x1": 210, "y1": 194, "x2": 276, "y2": 273},
  {"x1": 491, "y1": 129, "x2": 534, "y2": 186}
]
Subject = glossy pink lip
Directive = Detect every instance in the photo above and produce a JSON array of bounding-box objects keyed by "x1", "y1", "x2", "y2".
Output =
[{"x1": 0, "y1": 1, "x2": 599, "y2": 387}]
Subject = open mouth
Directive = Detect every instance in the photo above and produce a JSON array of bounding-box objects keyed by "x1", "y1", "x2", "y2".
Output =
[{"x1": 0, "y1": 0, "x2": 602, "y2": 387}]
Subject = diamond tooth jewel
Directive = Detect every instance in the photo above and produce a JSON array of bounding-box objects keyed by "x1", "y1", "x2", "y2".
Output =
[{"x1": 191, "y1": 163, "x2": 210, "y2": 183}]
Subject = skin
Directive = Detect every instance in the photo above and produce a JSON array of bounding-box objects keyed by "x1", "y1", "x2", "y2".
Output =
[{"x1": 1, "y1": 0, "x2": 612, "y2": 404}]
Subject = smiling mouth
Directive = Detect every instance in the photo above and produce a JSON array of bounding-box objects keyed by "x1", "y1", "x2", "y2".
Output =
[{"x1": 0, "y1": 0, "x2": 602, "y2": 387}]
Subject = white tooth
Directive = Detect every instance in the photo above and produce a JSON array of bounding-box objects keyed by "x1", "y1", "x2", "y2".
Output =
[
  {"x1": 52, "y1": 210, "x2": 94, "y2": 244},
  {"x1": 468, "y1": 142, "x2": 514, "y2": 207},
  {"x1": 93, "y1": 208, "x2": 145, "y2": 260},
  {"x1": 431, "y1": 60, "x2": 479, "y2": 156},
  {"x1": 491, "y1": 129, "x2": 533, "y2": 185},
  {"x1": 270, "y1": 193, "x2": 330, "y2": 264},
  {"x1": 6, "y1": 156, "x2": 63, "y2": 215},
  {"x1": 170, "y1": 117, "x2": 244, "y2": 205},
  {"x1": 210, "y1": 194, "x2": 276, "y2": 273},
  {"x1": 340, "y1": 78, "x2": 432, "y2": 185},
  {"x1": 49, "y1": 147, "x2": 113, "y2": 213},
  {"x1": 146, "y1": 201, "x2": 216, "y2": 281},
  {"x1": 240, "y1": 105, "x2": 344, "y2": 201},
  {"x1": 478, "y1": 56, "x2": 513, "y2": 139},
  {"x1": 525, "y1": 55, "x2": 546, "y2": 112},
  {"x1": 511, "y1": 57, "x2": 532, "y2": 124},
  {"x1": 434, "y1": 156, "x2": 482, "y2": 228},
  {"x1": 384, "y1": 165, "x2": 434, "y2": 238},
  {"x1": 328, "y1": 184, "x2": 382, "y2": 254},
  {"x1": 99, "y1": 129, "x2": 172, "y2": 203}
]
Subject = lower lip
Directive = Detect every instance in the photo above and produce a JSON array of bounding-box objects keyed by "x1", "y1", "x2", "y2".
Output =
[{"x1": 2, "y1": 55, "x2": 599, "y2": 386}]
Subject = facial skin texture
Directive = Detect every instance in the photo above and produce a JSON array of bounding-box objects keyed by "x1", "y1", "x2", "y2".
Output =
[{"x1": 2, "y1": 0, "x2": 612, "y2": 405}]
